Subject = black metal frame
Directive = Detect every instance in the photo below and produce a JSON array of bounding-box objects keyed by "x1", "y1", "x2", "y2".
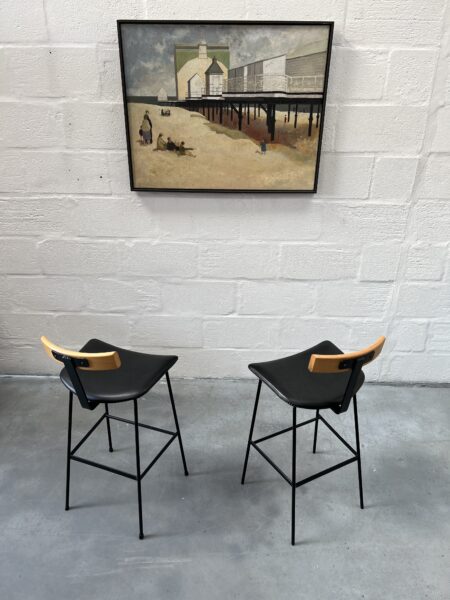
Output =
[
  {"x1": 117, "y1": 20, "x2": 334, "y2": 193},
  {"x1": 64, "y1": 372, "x2": 188, "y2": 540},
  {"x1": 242, "y1": 358, "x2": 367, "y2": 545}
]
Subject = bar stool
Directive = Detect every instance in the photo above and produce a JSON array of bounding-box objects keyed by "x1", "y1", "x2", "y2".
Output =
[
  {"x1": 241, "y1": 337, "x2": 385, "y2": 545},
  {"x1": 41, "y1": 336, "x2": 188, "y2": 539}
]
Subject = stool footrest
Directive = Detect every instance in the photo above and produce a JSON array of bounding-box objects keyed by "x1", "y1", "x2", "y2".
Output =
[
  {"x1": 253, "y1": 416, "x2": 316, "y2": 444},
  {"x1": 295, "y1": 457, "x2": 357, "y2": 488},
  {"x1": 250, "y1": 441, "x2": 292, "y2": 485},
  {"x1": 69, "y1": 410, "x2": 178, "y2": 481},
  {"x1": 250, "y1": 415, "x2": 358, "y2": 488},
  {"x1": 107, "y1": 414, "x2": 176, "y2": 437},
  {"x1": 319, "y1": 414, "x2": 357, "y2": 455},
  {"x1": 71, "y1": 455, "x2": 138, "y2": 480}
]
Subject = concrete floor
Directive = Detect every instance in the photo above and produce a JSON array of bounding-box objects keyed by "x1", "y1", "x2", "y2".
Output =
[{"x1": 0, "y1": 377, "x2": 449, "y2": 600}]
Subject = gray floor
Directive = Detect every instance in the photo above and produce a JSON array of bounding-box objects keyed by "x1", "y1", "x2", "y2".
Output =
[{"x1": 0, "y1": 377, "x2": 449, "y2": 600}]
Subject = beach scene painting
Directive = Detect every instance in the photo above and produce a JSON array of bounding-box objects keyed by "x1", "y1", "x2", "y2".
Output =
[{"x1": 118, "y1": 20, "x2": 333, "y2": 192}]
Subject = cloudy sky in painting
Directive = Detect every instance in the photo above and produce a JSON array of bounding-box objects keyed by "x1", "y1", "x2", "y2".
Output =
[{"x1": 120, "y1": 23, "x2": 330, "y2": 96}]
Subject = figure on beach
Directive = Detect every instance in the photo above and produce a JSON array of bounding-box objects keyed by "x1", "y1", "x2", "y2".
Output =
[
  {"x1": 153, "y1": 134, "x2": 195, "y2": 157},
  {"x1": 156, "y1": 133, "x2": 167, "y2": 150},
  {"x1": 166, "y1": 137, "x2": 178, "y2": 151},
  {"x1": 177, "y1": 141, "x2": 196, "y2": 157},
  {"x1": 260, "y1": 140, "x2": 267, "y2": 155},
  {"x1": 140, "y1": 110, "x2": 153, "y2": 144}
]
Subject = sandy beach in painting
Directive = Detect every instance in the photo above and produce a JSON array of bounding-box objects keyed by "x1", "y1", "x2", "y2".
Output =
[{"x1": 128, "y1": 103, "x2": 319, "y2": 190}]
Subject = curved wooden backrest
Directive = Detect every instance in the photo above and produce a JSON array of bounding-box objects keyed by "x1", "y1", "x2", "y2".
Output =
[
  {"x1": 41, "y1": 336, "x2": 121, "y2": 371},
  {"x1": 308, "y1": 336, "x2": 386, "y2": 374}
]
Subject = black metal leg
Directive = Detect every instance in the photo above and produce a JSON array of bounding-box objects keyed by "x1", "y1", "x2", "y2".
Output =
[
  {"x1": 353, "y1": 395, "x2": 364, "y2": 509},
  {"x1": 292, "y1": 406, "x2": 297, "y2": 546},
  {"x1": 65, "y1": 392, "x2": 73, "y2": 511},
  {"x1": 133, "y1": 399, "x2": 144, "y2": 539},
  {"x1": 241, "y1": 379, "x2": 262, "y2": 485},
  {"x1": 312, "y1": 409, "x2": 319, "y2": 453},
  {"x1": 166, "y1": 373, "x2": 188, "y2": 476},
  {"x1": 104, "y1": 403, "x2": 113, "y2": 452}
]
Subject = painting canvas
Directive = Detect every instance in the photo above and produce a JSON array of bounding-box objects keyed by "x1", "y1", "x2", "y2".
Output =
[{"x1": 118, "y1": 20, "x2": 333, "y2": 193}]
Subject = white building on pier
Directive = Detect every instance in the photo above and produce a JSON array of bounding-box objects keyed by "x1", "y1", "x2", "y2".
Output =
[{"x1": 225, "y1": 39, "x2": 328, "y2": 96}]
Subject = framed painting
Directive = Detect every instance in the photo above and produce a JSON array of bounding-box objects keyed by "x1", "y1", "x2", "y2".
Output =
[{"x1": 117, "y1": 20, "x2": 334, "y2": 193}]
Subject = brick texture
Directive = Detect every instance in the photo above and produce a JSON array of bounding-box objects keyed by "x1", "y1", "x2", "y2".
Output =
[{"x1": 0, "y1": 0, "x2": 449, "y2": 382}]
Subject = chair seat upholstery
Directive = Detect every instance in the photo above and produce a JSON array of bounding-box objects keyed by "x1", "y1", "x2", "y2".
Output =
[
  {"x1": 60, "y1": 339, "x2": 177, "y2": 404},
  {"x1": 249, "y1": 340, "x2": 365, "y2": 411}
]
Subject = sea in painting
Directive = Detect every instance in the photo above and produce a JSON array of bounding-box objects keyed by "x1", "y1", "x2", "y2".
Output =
[{"x1": 119, "y1": 22, "x2": 332, "y2": 191}]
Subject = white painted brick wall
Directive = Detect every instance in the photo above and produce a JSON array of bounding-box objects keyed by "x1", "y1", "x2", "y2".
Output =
[
  {"x1": 329, "y1": 48, "x2": 387, "y2": 102},
  {"x1": 238, "y1": 282, "x2": 316, "y2": 316},
  {"x1": 161, "y1": 281, "x2": 235, "y2": 315},
  {"x1": 0, "y1": 102, "x2": 64, "y2": 148},
  {"x1": 204, "y1": 317, "x2": 280, "y2": 349},
  {"x1": 123, "y1": 242, "x2": 198, "y2": 277},
  {"x1": 405, "y1": 244, "x2": 447, "y2": 280},
  {"x1": 20, "y1": 151, "x2": 110, "y2": 194},
  {"x1": 1, "y1": 0, "x2": 449, "y2": 383},
  {"x1": 418, "y1": 156, "x2": 450, "y2": 198},
  {"x1": 199, "y1": 243, "x2": 279, "y2": 279},
  {"x1": 280, "y1": 318, "x2": 352, "y2": 350},
  {"x1": 316, "y1": 282, "x2": 393, "y2": 317},
  {"x1": 370, "y1": 158, "x2": 419, "y2": 201},
  {"x1": 281, "y1": 245, "x2": 360, "y2": 280},
  {"x1": 359, "y1": 244, "x2": 402, "y2": 282},
  {"x1": 130, "y1": 316, "x2": 203, "y2": 347},
  {"x1": 38, "y1": 239, "x2": 120, "y2": 275},
  {"x1": 63, "y1": 103, "x2": 125, "y2": 149},
  {"x1": 432, "y1": 105, "x2": 450, "y2": 151},
  {"x1": 4, "y1": 277, "x2": 88, "y2": 312},
  {"x1": 334, "y1": 106, "x2": 428, "y2": 152},
  {"x1": 413, "y1": 201, "x2": 450, "y2": 243},
  {"x1": 0, "y1": 47, "x2": 100, "y2": 98},
  {"x1": 385, "y1": 50, "x2": 438, "y2": 105}
]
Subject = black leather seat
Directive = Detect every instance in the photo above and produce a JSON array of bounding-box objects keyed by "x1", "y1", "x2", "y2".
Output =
[
  {"x1": 242, "y1": 336, "x2": 385, "y2": 545},
  {"x1": 249, "y1": 340, "x2": 365, "y2": 411},
  {"x1": 60, "y1": 339, "x2": 177, "y2": 404},
  {"x1": 42, "y1": 335, "x2": 188, "y2": 540}
]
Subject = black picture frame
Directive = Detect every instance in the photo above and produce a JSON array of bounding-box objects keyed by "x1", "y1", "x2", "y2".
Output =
[{"x1": 117, "y1": 20, "x2": 334, "y2": 193}]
